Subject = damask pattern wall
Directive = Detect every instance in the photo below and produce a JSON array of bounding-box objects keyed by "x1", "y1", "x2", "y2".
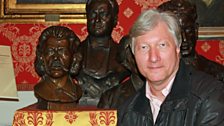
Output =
[{"x1": 0, "y1": 0, "x2": 223, "y2": 90}]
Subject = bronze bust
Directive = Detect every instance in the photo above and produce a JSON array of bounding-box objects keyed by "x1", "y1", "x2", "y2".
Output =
[
  {"x1": 158, "y1": 0, "x2": 224, "y2": 82},
  {"x1": 34, "y1": 26, "x2": 82, "y2": 110},
  {"x1": 97, "y1": 35, "x2": 144, "y2": 108},
  {"x1": 77, "y1": 0, "x2": 129, "y2": 106}
]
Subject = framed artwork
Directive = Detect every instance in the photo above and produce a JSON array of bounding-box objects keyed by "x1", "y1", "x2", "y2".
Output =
[
  {"x1": 0, "y1": 0, "x2": 87, "y2": 23},
  {"x1": 16, "y1": 0, "x2": 86, "y2": 4},
  {"x1": 189, "y1": 0, "x2": 224, "y2": 27},
  {"x1": 188, "y1": 0, "x2": 224, "y2": 39}
]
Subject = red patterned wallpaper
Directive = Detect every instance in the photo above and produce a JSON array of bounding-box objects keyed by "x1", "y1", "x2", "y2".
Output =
[{"x1": 0, "y1": 0, "x2": 223, "y2": 90}]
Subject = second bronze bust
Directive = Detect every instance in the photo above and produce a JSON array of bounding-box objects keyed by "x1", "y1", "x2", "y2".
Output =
[{"x1": 77, "y1": 0, "x2": 129, "y2": 106}]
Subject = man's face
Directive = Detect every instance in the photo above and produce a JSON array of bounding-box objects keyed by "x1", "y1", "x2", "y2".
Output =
[
  {"x1": 87, "y1": 0, "x2": 114, "y2": 37},
  {"x1": 134, "y1": 22, "x2": 180, "y2": 87},
  {"x1": 42, "y1": 37, "x2": 72, "y2": 78},
  {"x1": 179, "y1": 15, "x2": 198, "y2": 57}
]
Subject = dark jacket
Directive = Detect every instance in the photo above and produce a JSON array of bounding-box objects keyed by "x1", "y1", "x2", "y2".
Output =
[
  {"x1": 97, "y1": 74, "x2": 144, "y2": 109},
  {"x1": 118, "y1": 61, "x2": 224, "y2": 126}
]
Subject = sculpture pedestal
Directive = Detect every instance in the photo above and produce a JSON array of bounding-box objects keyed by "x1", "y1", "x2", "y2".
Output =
[{"x1": 12, "y1": 103, "x2": 117, "y2": 126}]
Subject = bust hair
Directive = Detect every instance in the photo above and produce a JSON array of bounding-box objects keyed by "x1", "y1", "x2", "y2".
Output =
[
  {"x1": 158, "y1": 0, "x2": 197, "y2": 23},
  {"x1": 86, "y1": 0, "x2": 119, "y2": 16}
]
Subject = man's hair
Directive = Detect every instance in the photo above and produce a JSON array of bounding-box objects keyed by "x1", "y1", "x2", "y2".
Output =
[
  {"x1": 129, "y1": 9, "x2": 182, "y2": 54},
  {"x1": 35, "y1": 26, "x2": 80, "y2": 76}
]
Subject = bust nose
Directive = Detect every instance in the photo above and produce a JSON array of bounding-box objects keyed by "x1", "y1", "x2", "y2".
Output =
[
  {"x1": 52, "y1": 48, "x2": 60, "y2": 60},
  {"x1": 181, "y1": 30, "x2": 187, "y2": 42}
]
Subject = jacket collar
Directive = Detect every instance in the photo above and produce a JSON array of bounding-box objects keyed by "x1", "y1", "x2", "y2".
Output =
[
  {"x1": 132, "y1": 83, "x2": 153, "y2": 123},
  {"x1": 165, "y1": 60, "x2": 192, "y2": 101},
  {"x1": 132, "y1": 60, "x2": 192, "y2": 114},
  {"x1": 160, "y1": 60, "x2": 192, "y2": 113}
]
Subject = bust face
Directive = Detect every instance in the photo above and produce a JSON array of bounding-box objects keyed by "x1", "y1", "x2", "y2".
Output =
[
  {"x1": 87, "y1": 0, "x2": 115, "y2": 37},
  {"x1": 42, "y1": 37, "x2": 72, "y2": 78},
  {"x1": 178, "y1": 14, "x2": 198, "y2": 57},
  {"x1": 158, "y1": 0, "x2": 198, "y2": 57}
]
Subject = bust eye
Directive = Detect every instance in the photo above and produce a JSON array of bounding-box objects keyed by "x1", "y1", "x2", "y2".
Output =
[
  {"x1": 57, "y1": 48, "x2": 65, "y2": 54},
  {"x1": 99, "y1": 11, "x2": 110, "y2": 20},
  {"x1": 100, "y1": 12, "x2": 108, "y2": 17},
  {"x1": 88, "y1": 12, "x2": 97, "y2": 19},
  {"x1": 45, "y1": 48, "x2": 54, "y2": 55},
  {"x1": 185, "y1": 28, "x2": 193, "y2": 33}
]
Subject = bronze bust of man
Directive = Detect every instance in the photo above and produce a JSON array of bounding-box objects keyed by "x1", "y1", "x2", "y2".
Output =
[
  {"x1": 77, "y1": 0, "x2": 129, "y2": 106},
  {"x1": 158, "y1": 0, "x2": 224, "y2": 82},
  {"x1": 34, "y1": 26, "x2": 82, "y2": 110},
  {"x1": 97, "y1": 35, "x2": 144, "y2": 108}
]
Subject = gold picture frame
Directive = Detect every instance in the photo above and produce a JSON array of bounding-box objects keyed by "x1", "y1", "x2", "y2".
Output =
[
  {"x1": 0, "y1": 0, "x2": 224, "y2": 38},
  {"x1": 0, "y1": 0, "x2": 87, "y2": 23},
  {"x1": 199, "y1": 27, "x2": 224, "y2": 39}
]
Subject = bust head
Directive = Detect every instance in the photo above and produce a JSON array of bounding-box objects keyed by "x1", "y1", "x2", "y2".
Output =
[
  {"x1": 117, "y1": 35, "x2": 138, "y2": 74},
  {"x1": 35, "y1": 26, "x2": 81, "y2": 78},
  {"x1": 158, "y1": 0, "x2": 198, "y2": 57},
  {"x1": 86, "y1": 0, "x2": 119, "y2": 37},
  {"x1": 34, "y1": 26, "x2": 82, "y2": 110}
]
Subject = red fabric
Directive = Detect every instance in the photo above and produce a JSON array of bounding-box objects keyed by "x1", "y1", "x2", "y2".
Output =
[
  {"x1": 0, "y1": 0, "x2": 223, "y2": 90},
  {"x1": 196, "y1": 40, "x2": 224, "y2": 65}
]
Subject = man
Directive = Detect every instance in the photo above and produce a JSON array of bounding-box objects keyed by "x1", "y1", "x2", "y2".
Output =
[
  {"x1": 34, "y1": 26, "x2": 82, "y2": 110},
  {"x1": 77, "y1": 0, "x2": 129, "y2": 106},
  {"x1": 158, "y1": 0, "x2": 224, "y2": 82},
  {"x1": 97, "y1": 35, "x2": 144, "y2": 108},
  {"x1": 117, "y1": 9, "x2": 224, "y2": 126}
]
